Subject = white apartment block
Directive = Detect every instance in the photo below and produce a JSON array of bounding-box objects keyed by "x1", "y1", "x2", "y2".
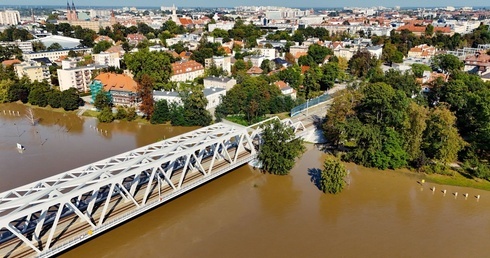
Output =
[
  {"x1": 153, "y1": 87, "x2": 226, "y2": 110},
  {"x1": 252, "y1": 47, "x2": 276, "y2": 60},
  {"x1": 57, "y1": 61, "x2": 105, "y2": 92},
  {"x1": 14, "y1": 61, "x2": 50, "y2": 83},
  {"x1": 208, "y1": 22, "x2": 235, "y2": 32},
  {"x1": 203, "y1": 76, "x2": 237, "y2": 91},
  {"x1": 0, "y1": 40, "x2": 33, "y2": 53},
  {"x1": 93, "y1": 52, "x2": 121, "y2": 68},
  {"x1": 24, "y1": 48, "x2": 92, "y2": 62},
  {"x1": 0, "y1": 10, "x2": 20, "y2": 25},
  {"x1": 244, "y1": 55, "x2": 265, "y2": 67},
  {"x1": 204, "y1": 56, "x2": 231, "y2": 74}
]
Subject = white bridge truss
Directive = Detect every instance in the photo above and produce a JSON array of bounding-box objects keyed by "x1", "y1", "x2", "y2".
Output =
[{"x1": 0, "y1": 118, "x2": 305, "y2": 258}]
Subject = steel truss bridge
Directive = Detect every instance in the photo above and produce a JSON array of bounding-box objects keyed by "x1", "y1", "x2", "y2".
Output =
[{"x1": 0, "y1": 118, "x2": 307, "y2": 258}]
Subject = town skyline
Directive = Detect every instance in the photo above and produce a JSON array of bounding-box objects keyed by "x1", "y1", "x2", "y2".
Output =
[{"x1": 0, "y1": 0, "x2": 488, "y2": 8}]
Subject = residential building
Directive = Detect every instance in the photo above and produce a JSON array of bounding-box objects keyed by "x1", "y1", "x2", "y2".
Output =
[
  {"x1": 252, "y1": 47, "x2": 277, "y2": 60},
  {"x1": 170, "y1": 60, "x2": 205, "y2": 82},
  {"x1": 208, "y1": 22, "x2": 235, "y2": 32},
  {"x1": 94, "y1": 35, "x2": 115, "y2": 44},
  {"x1": 274, "y1": 80, "x2": 296, "y2": 99},
  {"x1": 289, "y1": 45, "x2": 309, "y2": 57},
  {"x1": 153, "y1": 87, "x2": 226, "y2": 110},
  {"x1": 204, "y1": 56, "x2": 231, "y2": 74},
  {"x1": 203, "y1": 87, "x2": 226, "y2": 109},
  {"x1": 407, "y1": 44, "x2": 437, "y2": 59},
  {"x1": 14, "y1": 60, "x2": 50, "y2": 83},
  {"x1": 90, "y1": 73, "x2": 139, "y2": 106},
  {"x1": 333, "y1": 47, "x2": 357, "y2": 61},
  {"x1": 0, "y1": 40, "x2": 33, "y2": 53},
  {"x1": 127, "y1": 33, "x2": 147, "y2": 46},
  {"x1": 93, "y1": 52, "x2": 121, "y2": 68},
  {"x1": 246, "y1": 66, "x2": 263, "y2": 76},
  {"x1": 464, "y1": 52, "x2": 490, "y2": 74},
  {"x1": 24, "y1": 48, "x2": 92, "y2": 62},
  {"x1": 2, "y1": 59, "x2": 20, "y2": 67},
  {"x1": 57, "y1": 60, "x2": 105, "y2": 92},
  {"x1": 153, "y1": 90, "x2": 182, "y2": 106},
  {"x1": 366, "y1": 45, "x2": 383, "y2": 59},
  {"x1": 0, "y1": 10, "x2": 20, "y2": 25},
  {"x1": 244, "y1": 55, "x2": 265, "y2": 67},
  {"x1": 418, "y1": 71, "x2": 449, "y2": 93},
  {"x1": 203, "y1": 76, "x2": 237, "y2": 91}
]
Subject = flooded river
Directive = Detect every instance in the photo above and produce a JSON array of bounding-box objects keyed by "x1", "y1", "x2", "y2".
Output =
[{"x1": 1, "y1": 103, "x2": 489, "y2": 258}]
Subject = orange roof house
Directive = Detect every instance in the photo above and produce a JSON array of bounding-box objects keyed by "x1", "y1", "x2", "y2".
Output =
[
  {"x1": 170, "y1": 60, "x2": 205, "y2": 81},
  {"x1": 246, "y1": 66, "x2": 263, "y2": 76},
  {"x1": 90, "y1": 73, "x2": 139, "y2": 106},
  {"x1": 2, "y1": 59, "x2": 21, "y2": 67}
]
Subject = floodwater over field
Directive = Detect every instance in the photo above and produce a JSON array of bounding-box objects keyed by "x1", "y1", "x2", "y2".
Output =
[{"x1": 1, "y1": 103, "x2": 489, "y2": 258}]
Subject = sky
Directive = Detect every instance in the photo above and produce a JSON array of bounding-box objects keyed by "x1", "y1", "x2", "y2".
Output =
[{"x1": 1, "y1": 0, "x2": 487, "y2": 8}]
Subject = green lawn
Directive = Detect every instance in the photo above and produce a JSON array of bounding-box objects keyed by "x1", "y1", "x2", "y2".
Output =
[{"x1": 425, "y1": 171, "x2": 490, "y2": 191}]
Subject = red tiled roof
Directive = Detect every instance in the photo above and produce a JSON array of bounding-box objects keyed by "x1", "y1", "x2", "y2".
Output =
[
  {"x1": 95, "y1": 73, "x2": 138, "y2": 93},
  {"x1": 2, "y1": 59, "x2": 20, "y2": 66},
  {"x1": 171, "y1": 60, "x2": 204, "y2": 75},
  {"x1": 246, "y1": 66, "x2": 263, "y2": 74}
]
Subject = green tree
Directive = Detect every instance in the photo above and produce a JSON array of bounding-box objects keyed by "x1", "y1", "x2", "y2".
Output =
[
  {"x1": 307, "y1": 44, "x2": 333, "y2": 64},
  {"x1": 31, "y1": 41, "x2": 46, "y2": 52},
  {"x1": 94, "y1": 89, "x2": 111, "y2": 110},
  {"x1": 60, "y1": 88, "x2": 80, "y2": 111},
  {"x1": 321, "y1": 62, "x2": 340, "y2": 89},
  {"x1": 93, "y1": 40, "x2": 113, "y2": 54},
  {"x1": 124, "y1": 48, "x2": 172, "y2": 89},
  {"x1": 0, "y1": 79, "x2": 14, "y2": 103},
  {"x1": 151, "y1": 99, "x2": 171, "y2": 124},
  {"x1": 181, "y1": 89, "x2": 212, "y2": 126},
  {"x1": 319, "y1": 156, "x2": 348, "y2": 194},
  {"x1": 114, "y1": 106, "x2": 128, "y2": 120},
  {"x1": 47, "y1": 42, "x2": 63, "y2": 51},
  {"x1": 97, "y1": 107, "x2": 114, "y2": 123},
  {"x1": 126, "y1": 107, "x2": 137, "y2": 121},
  {"x1": 423, "y1": 106, "x2": 466, "y2": 165},
  {"x1": 348, "y1": 50, "x2": 379, "y2": 78},
  {"x1": 47, "y1": 90, "x2": 62, "y2": 108},
  {"x1": 425, "y1": 24, "x2": 434, "y2": 37},
  {"x1": 260, "y1": 59, "x2": 275, "y2": 74},
  {"x1": 403, "y1": 102, "x2": 428, "y2": 161},
  {"x1": 28, "y1": 82, "x2": 50, "y2": 107},
  {"x1": 432, "y1": 54, "x2": 464, "y2": 73},
  {"x1": 8, "y1": 79, "x2": 30, "y2": 103},
  {"x1": 411, "y1": 63, "x2": 432, "y2": 78},
  {"x1": 257, "y1": 119, "x2": 305, "y2": 175}
]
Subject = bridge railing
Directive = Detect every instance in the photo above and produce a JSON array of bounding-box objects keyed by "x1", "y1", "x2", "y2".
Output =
[{"x1": 290, "y1": 93, "x2": 331, "y2": 117}]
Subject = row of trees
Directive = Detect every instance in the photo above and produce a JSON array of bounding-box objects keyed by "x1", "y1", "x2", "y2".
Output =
[
  {"x1": 322, "y1": 62, "x2": 490, "y2": 178},
  {"x1": 0, "y1": 75, "x2": 81, "y2": 111}
]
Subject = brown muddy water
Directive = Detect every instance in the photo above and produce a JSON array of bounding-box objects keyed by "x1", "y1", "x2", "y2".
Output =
[{"x1": 1, "y1": 103, "x2": 489, "y2": 258}]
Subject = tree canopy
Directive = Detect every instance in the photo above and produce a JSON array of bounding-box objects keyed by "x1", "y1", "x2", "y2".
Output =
[
  {"x1": 124, "y1": 48, "x2": 172, "y2": 89},
  {"x1": 257, "y1": 119, "x2": 305, "y2": 175}
]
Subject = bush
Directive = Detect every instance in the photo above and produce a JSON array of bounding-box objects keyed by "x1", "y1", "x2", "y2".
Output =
[
  {"x1": 114, "y1": 106, "x2": 128, "y2": 120},
  {"x1": 126, "y1": 107, "x2": 137, "y2": 121},
  {"x1": 97, "y1": 107, "x2": 114, "y2": 123}
]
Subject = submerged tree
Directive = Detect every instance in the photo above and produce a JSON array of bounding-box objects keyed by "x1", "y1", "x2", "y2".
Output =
[
  {"x1": 319, "y1": 156, "x2": 348, "y2": 194},
  {"x1": 257, "y1": 119, "x2": 305, "y2": 175}
]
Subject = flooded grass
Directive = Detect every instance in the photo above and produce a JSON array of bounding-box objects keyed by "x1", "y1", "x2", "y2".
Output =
[{"x1": 426, "y1": 171, "x2": 490, "y2": 191}]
